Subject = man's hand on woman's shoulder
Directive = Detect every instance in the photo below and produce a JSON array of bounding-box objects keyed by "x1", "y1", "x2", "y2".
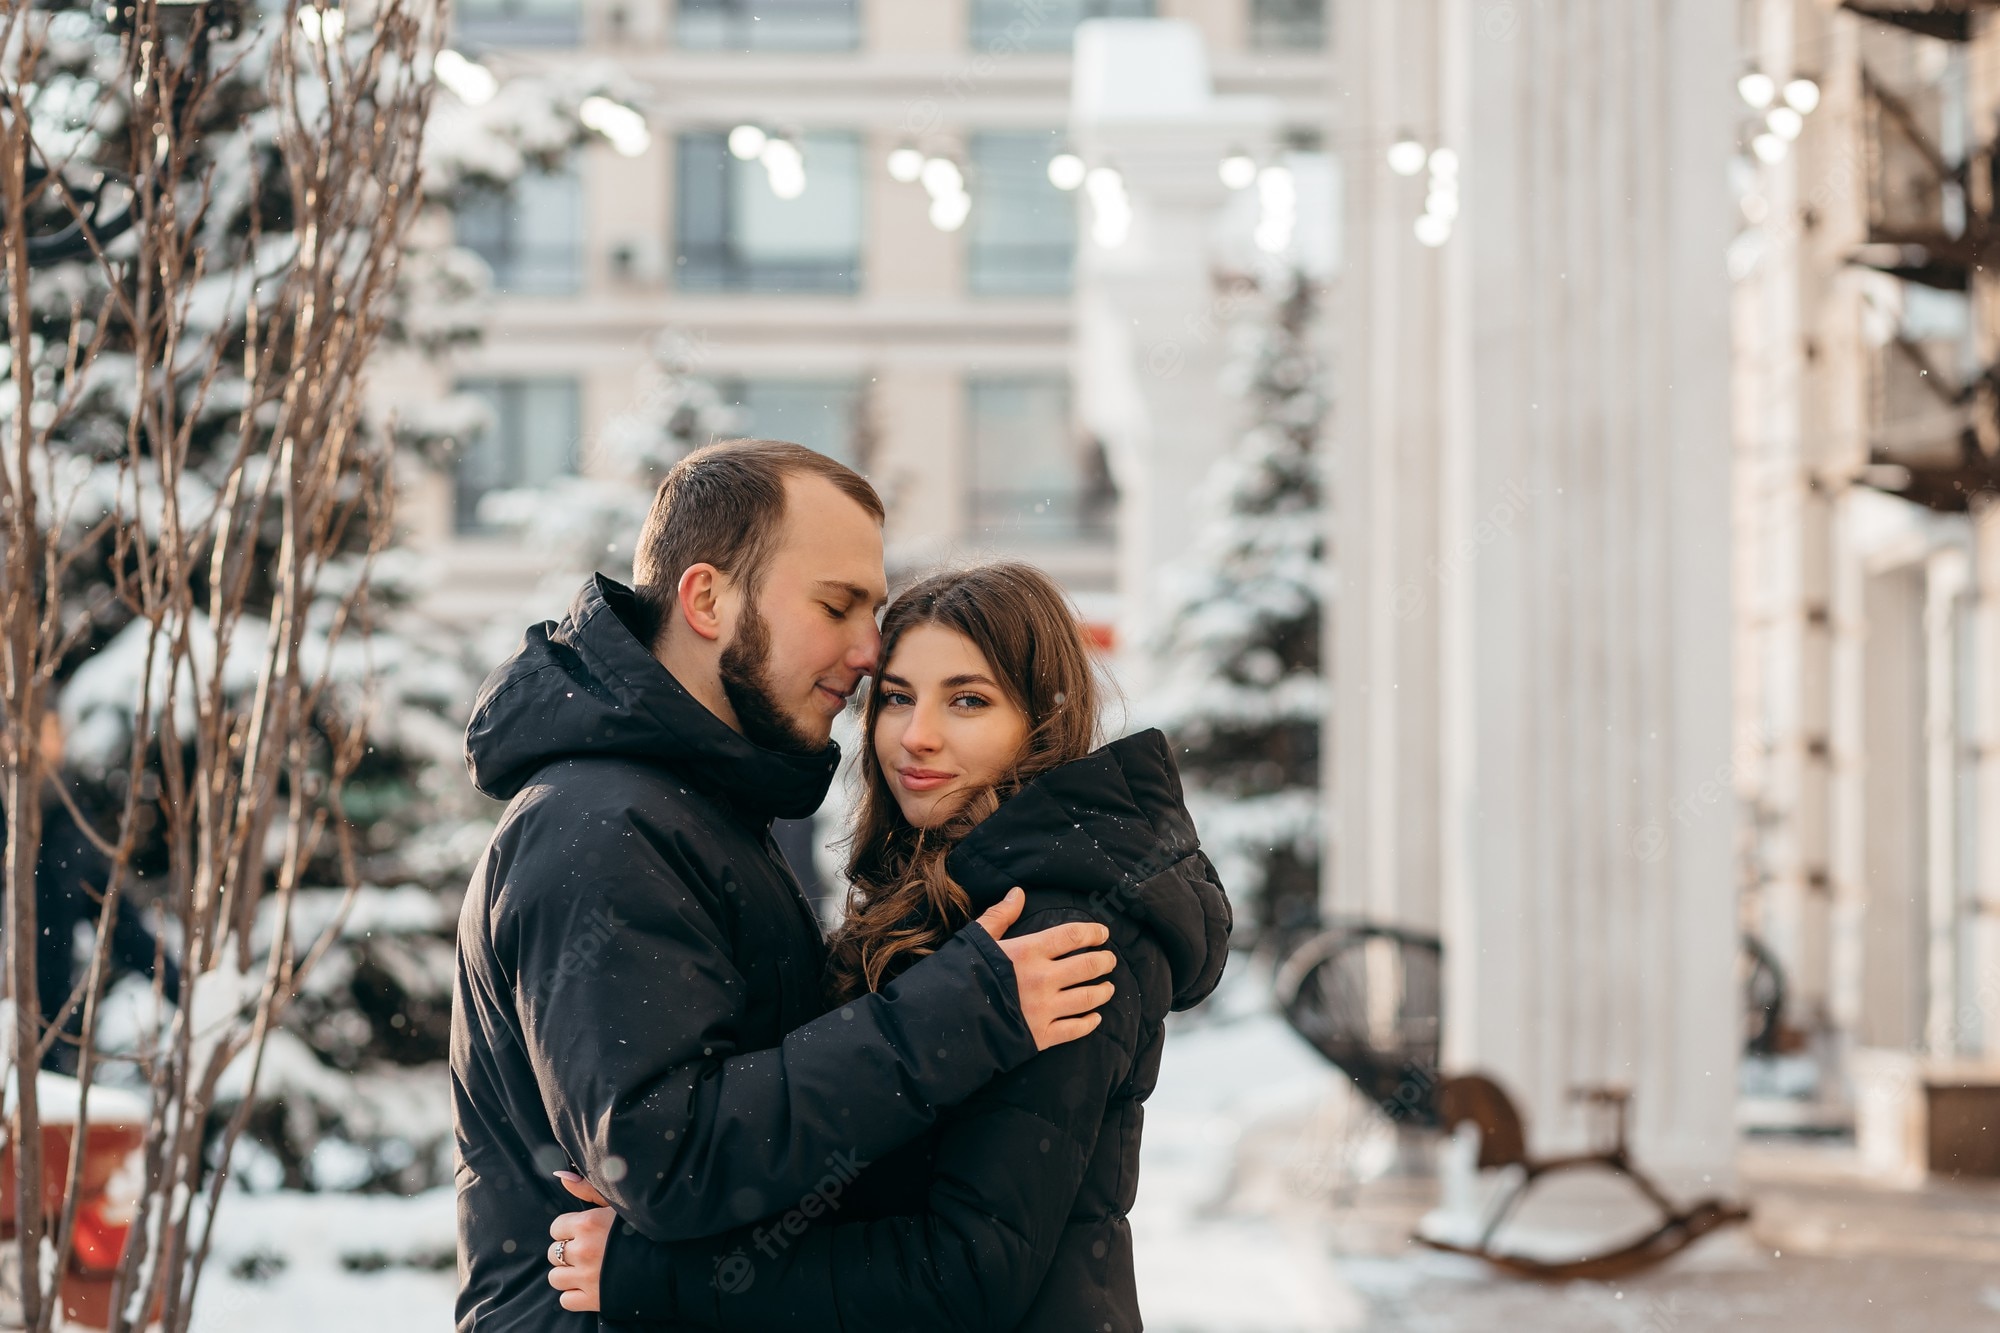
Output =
[{"x1": 971, "y1": 888, "x2": 1117, "y2": 1051}]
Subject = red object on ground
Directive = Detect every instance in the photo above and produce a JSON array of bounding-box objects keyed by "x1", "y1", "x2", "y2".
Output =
[{"x1": 0, "y1": 1077, "x2": 148, "y2": 1330}]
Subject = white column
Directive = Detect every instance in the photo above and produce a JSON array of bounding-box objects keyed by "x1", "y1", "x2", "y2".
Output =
[
  {"x1": 1923, "y1": 547, "x2": 1970, "y2": 1056},
  {"x1": 1974, "y1": 504, "x2": 2000, "y2": 1057},
  {"x1": 1333, "y1": 0, "x2": 1741, "y2": 1176},
  {"x1": 1068, "y1": 20, "x2": 1278, "y2": 686},
  {"x1": 1327, "y1": 0, "x2": 1446, "y2": 932}
]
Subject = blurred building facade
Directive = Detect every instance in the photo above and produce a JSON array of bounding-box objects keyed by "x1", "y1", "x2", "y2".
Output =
[
  {"x1": 397, "y1": 0, "x2": 1768, "y2": 1184},
  {"x1": 397, "y1": 0, "x2": 1331, "y2": 635},
  {"x1": 1733, "y1": 0, "x2": 2000, "y2": 1145}
]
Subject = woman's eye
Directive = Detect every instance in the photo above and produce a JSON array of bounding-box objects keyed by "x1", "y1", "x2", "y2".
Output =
[
  {"x1": 951, "y1": 694, "x2": 989, "y2": 710},
  {"x1": 880, "y1": 690, "x2": 913, "y2": 707}
]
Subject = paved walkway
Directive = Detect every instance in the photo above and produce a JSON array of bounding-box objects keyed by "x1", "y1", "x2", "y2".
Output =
[
  {"x1": 1139, "y1": 998, "x2": 2000, "y2": 1331},
  {"x1": 1236, "y1": 1128, "x2": 2000, "y2": 1331}
]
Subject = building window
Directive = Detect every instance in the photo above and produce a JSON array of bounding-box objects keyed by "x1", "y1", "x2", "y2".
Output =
[
  {"x1": 454, "y1": 0, "x2": 582, "y2": 47},
  {"x1": 969, "y1": 131, "x2": 1075, "y2": 296},
  {"x1": 968, "y1": 376, "x2": 1111, "y2": 540},
  {"x1": 455, "y1": 162, "x2": 585, "y2": 295},
  {"x1": 1249, "y1": 0, "x2": 1325, "y2": 50},
  {"x1": 677, "y1": 0, "x2": 860, "y2": 51},
  {"x1": 454, "y1": 378, "x2": 582, "y2": 533},
  {"x1": 969, "y1": 0, "x2": 1153, "y2": 52},
  {"x1": 712, "y1": 378, "x2": 866, "y2": 466},
  {"x1": 676, "y1": 132, "x2": 863, "y2": 293}
]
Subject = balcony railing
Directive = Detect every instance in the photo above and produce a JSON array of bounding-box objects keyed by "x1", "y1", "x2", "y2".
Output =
[
  {"x1": 1249, "y1": 0, "x2": 1326, "y2": 50},
  {"x1": 968, "y1": 241, "x2": 1074, "y2": 296},
  {"x1": 968, "y1": 0, "x2": 1153, "y2": 52},
  {"x1": 971, "y1": 489, "x2": 1116, "y2": 541},
  {"x1": 454, "y1": 0, "x2": 582, "y2": 48}
]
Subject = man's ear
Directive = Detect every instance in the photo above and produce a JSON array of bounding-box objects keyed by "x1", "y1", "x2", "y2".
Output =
[{"x1": 676, "y1": 563, "x2": 728, "y2": 643}]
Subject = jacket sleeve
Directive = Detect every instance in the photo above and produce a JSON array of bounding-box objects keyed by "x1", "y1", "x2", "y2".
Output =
[
  {"x1": 502, "y1": 797, "x2": 1041, "y2": 1244},
  {"x1": 594, "y1": 905, "x2": 1143, "y2": 1333}
]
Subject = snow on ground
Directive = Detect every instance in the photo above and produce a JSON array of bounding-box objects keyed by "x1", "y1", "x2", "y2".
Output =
[
  {"x1": 1131, "y1": 962, "x2": 1366, "y2": 1333},
  {"x1": 194, "y1": 959, "x2": 1362, "y2": 1331},
  {"x1": 195, "y1": 1188, "x2": 456, "y2": 1332}
]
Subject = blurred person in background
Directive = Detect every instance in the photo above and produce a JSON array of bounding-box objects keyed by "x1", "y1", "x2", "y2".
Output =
[{"x1": 0, "y1": 712, "x2": 182, "y2": 1075}]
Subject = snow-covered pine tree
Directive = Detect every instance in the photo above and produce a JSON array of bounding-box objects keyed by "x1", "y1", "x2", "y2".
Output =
[
  {"x1": 8, "y1": 5, "x2": 621, "y2": 1207},
  {"x1": 1145, "y1": 269, "x2": 1328, "y2": 949}
]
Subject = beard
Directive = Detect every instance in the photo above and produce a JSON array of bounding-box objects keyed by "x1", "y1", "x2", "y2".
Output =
[{"x1": 719, "y1": 599, "x2": 823, "y2": 756}]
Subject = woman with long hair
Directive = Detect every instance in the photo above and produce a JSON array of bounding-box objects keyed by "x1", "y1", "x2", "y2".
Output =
[{"x1": 546, "y1": 561, "x2": 1232, "y2": 1332}]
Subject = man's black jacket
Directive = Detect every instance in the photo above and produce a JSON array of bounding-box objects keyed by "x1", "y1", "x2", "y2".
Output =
[
  {"x1": 596, "y1": 728, "x2": 1234, "y2": 1333},
  {"x1": 451, "y1": 575, "x2": 1040, "y2": 1332}
]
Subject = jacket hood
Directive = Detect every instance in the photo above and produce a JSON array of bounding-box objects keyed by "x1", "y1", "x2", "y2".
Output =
[
  {"x1": 463, "y1": 573, "x2": 840, "y2": 821},
  {"x1": 946, "y1": 729, "x2": 1232, "y2": 1010}
]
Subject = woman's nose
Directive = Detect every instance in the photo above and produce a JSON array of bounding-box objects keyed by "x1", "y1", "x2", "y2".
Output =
[{"x1": 901, "y1": 707, "x2": 942, "y2": 753}]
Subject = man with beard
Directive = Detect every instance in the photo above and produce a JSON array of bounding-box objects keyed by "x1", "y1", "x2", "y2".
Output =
[{"x1": 452, "y1": 439, "x2": 1119, "y2": 1332}]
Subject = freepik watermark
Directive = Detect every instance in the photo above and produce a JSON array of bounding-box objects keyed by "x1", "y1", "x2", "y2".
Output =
[
  {"x1": 1630, "y1": 726, "x2": 1773, "y2": 864},
  {"x1": 713, "y1": 1149, "x2": 871, "y2": 1294},
  {"x1": 902, "y1": 0, "x2": 1070, "y2": 138},
  {"x1": 1147, "y1": 264, "x2": 1304, "y2": 381},
  {"x1": 579, "y1": 326, "x2": 721, "y2": 475},
  {"x1": 1286, "y1": 1061, "x2": 1440, "y2": 1201},
  {"x1": 519, "y1": 905, "x2": 626, "y2": 1004},
  {"x1": 1389, "y1": 479, "x2": 1536, "y2": 621},
  {"x1": 1638, "y1": 1293, "x2": 1692, "y2": 1332}
]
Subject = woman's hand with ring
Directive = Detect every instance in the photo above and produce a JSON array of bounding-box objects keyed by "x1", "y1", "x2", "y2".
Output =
[{"x1": 547, "y1": 1171, "x2": 614, "y2": 1313}]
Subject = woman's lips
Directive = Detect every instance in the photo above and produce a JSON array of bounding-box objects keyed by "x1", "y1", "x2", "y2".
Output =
[{"x1": 897, "y1": 769, "x2": 955, "y2": 793}]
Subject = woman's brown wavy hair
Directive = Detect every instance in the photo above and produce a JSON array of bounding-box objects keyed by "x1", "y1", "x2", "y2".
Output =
[{"x1": 825, "y1": 562, "x2": 1101, "y2": 1002}]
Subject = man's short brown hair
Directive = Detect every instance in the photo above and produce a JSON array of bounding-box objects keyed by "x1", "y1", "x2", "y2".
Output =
[{"x1": 631, "y1": 438, "x2": 885, "y2": 647}]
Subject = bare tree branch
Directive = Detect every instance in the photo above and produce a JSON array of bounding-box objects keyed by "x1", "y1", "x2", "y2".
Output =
[{"x1": 1, "y1": 0, "x2": 441, "y2": 1326}]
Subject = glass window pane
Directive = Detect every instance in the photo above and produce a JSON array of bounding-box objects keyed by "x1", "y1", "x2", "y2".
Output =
[
  {"x1": 511, "y1": 169, "x2": 585, "y2": 293},
  {"x1": 675, "y1": 133, "x2": 732, "y2": 271},
  {"x1": 969, "y1": 130, "x2": 1075, "y2": 296},
  {"x1": 455, "y1": 0, "x2": 581, "y2": 47},
  {"x1": 455, "y1": 163, "x2": 583, "y2": 296},
  {"x1": 455, "y1": 192, "x2": 510, "y2": 282},
  {"x1": 733, "y1": 138, "x2": 860, "y2": 264},
  {"x1": 454, "y1": 377, "x2": 582, "y2": 533},
  {"x1": 1250, "y1": 0, "x2": 1326, "y2": 50},
  {"x1": 968, "y1": 376, "x2": 1111, "y2": 540},
  {"x1": 678, "y1": 0, "x2": 859, "y2": 51},
  {"x1": 676, "y1": 131, "x2": 862, "y2": 293},
  {"x1": 968, "y1": 0, "x2": 1153, "y2": 53},
  {"x1": 713, "y1": 379, "x2": 864, "y2": 467}
]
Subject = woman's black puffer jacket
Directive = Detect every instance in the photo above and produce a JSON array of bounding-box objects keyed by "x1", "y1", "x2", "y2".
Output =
[{"x1": 596, "y1": 727, "x2": 1233, "y2": 1332}]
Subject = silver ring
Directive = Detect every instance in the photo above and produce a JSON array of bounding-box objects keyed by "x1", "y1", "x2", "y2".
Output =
[{"x1": 552, "y1": 1239, "x2": 568, "y2": 1267}]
